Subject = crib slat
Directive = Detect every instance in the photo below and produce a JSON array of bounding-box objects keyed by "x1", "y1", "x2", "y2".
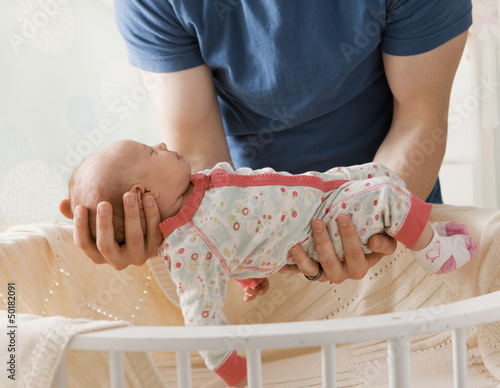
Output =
[
  {"x1": 453, "y1": 328, "x2": 468, "y2": 388},
  {"x1": 247, "y1": 349, "x2": 263, "y2": 388},
  {"x1": 321, "y1": 343, "x2": 337, "y2": 388},
  {"x1": 176, "y1": 351, "x2": 192, "y2": 388},
  {"x1": 388, "y1": 337, "x2": 410, "y2": 388},
  {"x1": 54, "y1": 352, "x2": 68, "y2": 388},
  {"x1": 109, "y1": 351, "x2": 125, "y2": 388}
]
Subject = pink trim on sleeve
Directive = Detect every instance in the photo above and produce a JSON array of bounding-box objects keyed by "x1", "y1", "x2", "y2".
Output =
[
  {"x1": 234, "y1": 278, "x2": 264, "y2": 290},
  {"x1": 214, "y1": 351, "x2": 247, "y2": 387},
  {"x1": 392, "y1": 193, "x2": 432, "y2": 249}
]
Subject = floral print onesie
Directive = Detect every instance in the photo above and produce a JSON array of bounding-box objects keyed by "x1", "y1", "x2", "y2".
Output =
[{"x1": 158, "y1": 162, "x2": 431, "y2": 385}]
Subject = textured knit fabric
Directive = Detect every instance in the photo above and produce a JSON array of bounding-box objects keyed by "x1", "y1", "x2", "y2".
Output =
[
  {"x1": 0, "y1": 312, "x2": 136, "y2": 388},
  {"x1": 0, "y1": 223, "x2": 172, "y2": 388},
  {"x1": 157, "y1": 162, "x2": 431, "y2": 381},
  {"x1": 114, "y1": 0, "x2": 472, "y2": 203}
]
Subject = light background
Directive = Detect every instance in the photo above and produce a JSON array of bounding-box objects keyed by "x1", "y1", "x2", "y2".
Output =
[{"x1": 0, "y1": 0, "x2": 499, "y2": 225}]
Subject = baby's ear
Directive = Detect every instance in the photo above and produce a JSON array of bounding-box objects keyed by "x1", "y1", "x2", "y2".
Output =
[
  {"x1": 59, "y1": 199, "x2": 73, "y2": 219},
  {"x1": 128, "y1": 184, "x2": 146, "y2": 208}
]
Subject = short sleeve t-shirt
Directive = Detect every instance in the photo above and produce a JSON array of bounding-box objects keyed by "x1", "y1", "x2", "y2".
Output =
[{"x1": 115, "y1": 0, "x2": 472, "y2": 203}]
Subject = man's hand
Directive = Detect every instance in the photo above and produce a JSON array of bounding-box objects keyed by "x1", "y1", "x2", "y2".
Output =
[
  {"x1": 281, "y1": 215, "x2": 397, "y2": 283},
  {"x1": 62, "y1": 193, "x2": 163, "y2": 270}
]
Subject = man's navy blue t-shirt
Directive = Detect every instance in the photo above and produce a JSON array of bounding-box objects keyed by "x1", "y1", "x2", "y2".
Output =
[{"x1": 115, "y1": 0, "x2": 472, "y2": 203}]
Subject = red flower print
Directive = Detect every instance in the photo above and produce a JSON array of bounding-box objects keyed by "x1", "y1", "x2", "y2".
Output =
[
  {"x1": 281, "y1": 215, "x2": 286, "y2": 222},
  {"x1": 368, "y1": 174, "x2": 373, "y2": 178},
  {"x1": 178, "y1": 248, "x2": 185, "y2": 254},
  {"x1": 165, "y1": 243, "x2": 169, "y2": 249},
  {"x1": 191, "y1": 253, "x2": 199, "y2": 260},
  {"x1": 293, "y1": 191, "x2": 298, "y2": 197},
  {"x1": 202, "y1": 311, "x2": 209, "y2": 318},
  {"x1": 374, "y1": 200, "x2": 378, "y2": 206},
  {"x1": 375, "y1": 214, "x2": 380, "y2": 221},
  {"x1": 341, "y1": 203, "x2": 347, "y2": 209},
  {"x1": 386, "y1": 172, "x2": 390, "y2": 177},
  {"x1": 175, "y1": 262, "x2": 181, "y2": 269},
  {"x1": 206, "y1": 252, "x2": 212, "y2": 259},
  {"x1": 163, "y1": 254, "x2": 170, "y2": 261},
  {"x1": 373, "y1": 164, "x2": 378, "y2": 168},
  {"x1": 243, "y1": 208, "x2": 249, "y2": 215},
  {"x1": 281, "y1": 187, "x2": 286, "y2": 192},
  {"x1": 247, "y1": 260, "x2": 253, "y2": 265},
  {"x1": 292, "y1": 210, "x2": 298, "y2": 218},
  {"x1": 366, "y1": 183, "x2": 371, "y2": 187},
  {"x1": 233, "y1": 222, "x2": 240, "y2": 230}
]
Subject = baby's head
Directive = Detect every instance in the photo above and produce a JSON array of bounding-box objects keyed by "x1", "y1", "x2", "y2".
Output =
[{"x1": 60, "y1": 139, "x2": 192, "y2": 244}]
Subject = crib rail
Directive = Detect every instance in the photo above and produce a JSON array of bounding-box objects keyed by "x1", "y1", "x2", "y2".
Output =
[{"x1": 57, "y1": 290, "x2": 500, "y2": 388}]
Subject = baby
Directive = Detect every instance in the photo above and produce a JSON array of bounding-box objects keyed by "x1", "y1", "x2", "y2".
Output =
[{"x1": 62, "y1": 139, "x2": 477, "y2": 387}]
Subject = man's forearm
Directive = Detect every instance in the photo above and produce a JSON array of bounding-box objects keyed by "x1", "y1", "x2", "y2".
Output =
[
  {"x1": 141, "y1": 65, "x2": 232, "y2": 173},
  {"x1": 378, "y1": 32, "x2": 467, "y2": 200},
  {"x1": 373, "y1": 121, "x2": 447, "y2": 200}
]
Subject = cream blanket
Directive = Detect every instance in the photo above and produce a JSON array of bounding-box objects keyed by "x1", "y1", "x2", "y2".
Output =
[{"x1": 0, "y1": 204, "x2": 500, "y2": 387}]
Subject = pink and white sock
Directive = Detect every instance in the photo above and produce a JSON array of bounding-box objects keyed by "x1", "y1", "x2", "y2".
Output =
[{"x1": 412, "y1": 222, "x2": 477, "y2": 274}]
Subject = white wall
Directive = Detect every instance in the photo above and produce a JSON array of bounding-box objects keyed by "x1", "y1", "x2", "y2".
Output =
[
  {"x1": 0, "y1": 0, "x2": 160, "y2": 224},
  {"x1": 0, "y1": 0, "x2": 498, "y2": 225},
  {"x1": 440, "y1": 0, "x2": 500, "y2": 208}
]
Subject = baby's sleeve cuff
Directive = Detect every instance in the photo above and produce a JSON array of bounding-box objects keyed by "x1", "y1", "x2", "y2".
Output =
[
  {"x1": 214, "y1": 351, "x2": 247, "y2": 386},
  {"x1": 234, "y1": 278, "x2": 264, "y2": 290}
]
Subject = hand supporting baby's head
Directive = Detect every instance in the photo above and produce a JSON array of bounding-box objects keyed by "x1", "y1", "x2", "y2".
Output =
[
  {"x1": 59, "y1": 139, "x2": 192, "y2": 245},
  {"x1": 61, "y1": 141, "x2": 147, "y2": 244}
]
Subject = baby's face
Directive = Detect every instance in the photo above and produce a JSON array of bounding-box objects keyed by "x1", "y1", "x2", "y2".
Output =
[{"x1": 112, "y1": 140, "x2": 192, "y2": 219}]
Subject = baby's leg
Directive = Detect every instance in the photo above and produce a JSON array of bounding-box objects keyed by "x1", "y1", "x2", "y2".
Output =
[{"x1": 412, "y1": 222, "x2": 477, "y2": 274}]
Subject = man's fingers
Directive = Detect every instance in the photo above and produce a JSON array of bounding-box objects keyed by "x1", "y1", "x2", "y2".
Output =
[
  {"x1": 368, "y1": 234, "x2": 397, "y2": 256},
  {"x1": 95, "y1": 202, "x2": 120, "y2": 266},
  {"x1": 123, "y1": 192, "x2": 146, "y2": 267},
  {"x1": 337, "y1": 215, "x2": 369, "y2": 280},
  {"x1": 143, "y1": 194, "x2": 163, "y2": 259},
  {"x1": 288, "y1": 244, "x2": 325, "y2": 280},
  {"x1": 310, "y1": 220, "x2": 343, "y2": 282},
  {"x1": 73, "y1": 205, "x2": 106, "y2": 264},
  {"x1": 365, "y1": 234, "x2": 397, "y2": 269}
]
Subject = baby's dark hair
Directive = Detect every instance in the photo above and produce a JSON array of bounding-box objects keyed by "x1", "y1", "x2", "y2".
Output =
[{"x1": 68, "y1": 153, "x2": 146, "y2": 245}]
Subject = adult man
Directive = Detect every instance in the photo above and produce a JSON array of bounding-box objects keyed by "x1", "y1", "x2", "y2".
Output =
[{"x1": 71, "y1": 0, "x2": 470, "y2": 285}]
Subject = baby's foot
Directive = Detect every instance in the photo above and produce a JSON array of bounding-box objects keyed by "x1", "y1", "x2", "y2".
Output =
[{"x1": 412, "y1": 222, "x2": 477, "y2": 274}]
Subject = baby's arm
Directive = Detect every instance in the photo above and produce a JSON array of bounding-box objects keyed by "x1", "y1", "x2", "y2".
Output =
[{"x1": 163, "y1": 236, "x2": 247, "y2": 386}]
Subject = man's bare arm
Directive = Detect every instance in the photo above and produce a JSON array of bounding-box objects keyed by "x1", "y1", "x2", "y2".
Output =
[
  {"x1": 287, "y1": 32, "x2": 468, "y2": 283},
  {"x1": 142, "y1": 64, "x2": 231, "y2": 172},
  {"x1": 376, "y1": 32, "x2": 468, "y2": 199}
]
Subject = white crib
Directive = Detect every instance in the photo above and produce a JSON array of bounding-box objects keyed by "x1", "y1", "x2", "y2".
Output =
[{"x1": 55, "y1": 290, "x2": 500, "y2": 388}]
